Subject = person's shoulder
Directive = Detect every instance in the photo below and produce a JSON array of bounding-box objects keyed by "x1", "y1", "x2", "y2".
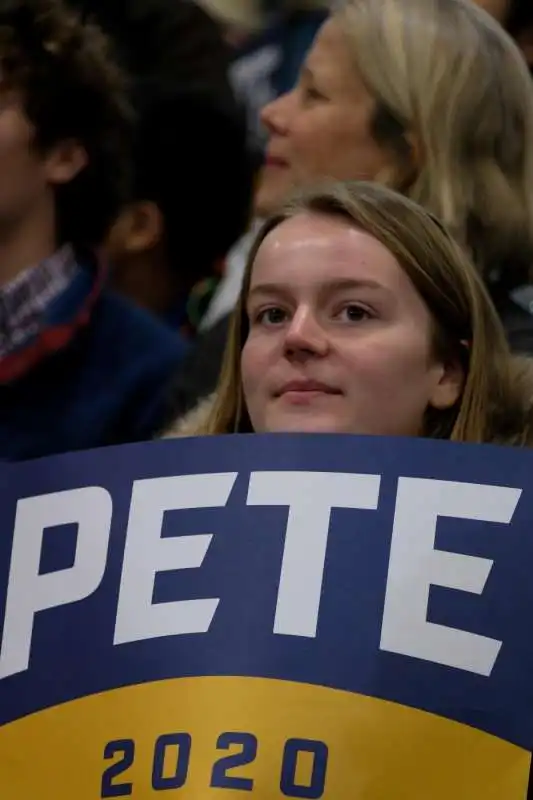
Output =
[
  {"x1": 81, "y1": 290, "x2": 190, "y2": 443},
  {"x1": 162, "y1": 392, "x2": 218, "y2": 439}
]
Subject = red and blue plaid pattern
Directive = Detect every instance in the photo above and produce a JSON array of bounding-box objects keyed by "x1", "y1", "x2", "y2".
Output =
[{"x1": 0, "y1": 245, "x2": 77, "y2": 358}]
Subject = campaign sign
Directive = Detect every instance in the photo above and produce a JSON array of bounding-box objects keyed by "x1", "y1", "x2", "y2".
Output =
[{"x1": 1, "y1": 433, "x2": 533, "y2": 799}]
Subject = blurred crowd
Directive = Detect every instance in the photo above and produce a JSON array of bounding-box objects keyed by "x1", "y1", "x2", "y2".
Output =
[{"x1": 0, "y1": 0, "x2": 532, "y2": 461}]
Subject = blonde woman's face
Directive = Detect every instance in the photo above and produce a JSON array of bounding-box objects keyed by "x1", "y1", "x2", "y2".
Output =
[
  {"x1": 255, "y1": 19, "x2": 394, "y2": 217},
  {"x1": 241, "y1": 212, "x2": 462, "y2": 436}
]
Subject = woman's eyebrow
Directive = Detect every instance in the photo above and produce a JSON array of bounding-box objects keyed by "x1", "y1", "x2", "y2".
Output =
[{"x1": 248, "y1": 278, "x2": 388, "y2": 300}]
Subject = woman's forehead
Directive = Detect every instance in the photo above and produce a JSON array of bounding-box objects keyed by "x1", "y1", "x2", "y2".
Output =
[
  {"x1": 305, "y1": 19, "x2": 363, "y2": 92},
  {"x1": 252, "y1": 214, "x2": 367, "y2": 271},
  {"x1": 248, "y1": 213, "x2": 406, "y2": 292}
]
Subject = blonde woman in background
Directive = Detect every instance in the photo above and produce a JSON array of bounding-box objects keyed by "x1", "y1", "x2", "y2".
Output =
[
  {"x1": 257, "y1": 0, "x2": 533, "y2": 334},
  {"x1": 168, "y1": 180, "x2": 533, "y2": 444},
  {"x1": 169, "y1": 0, "x2": 533, "y2": 420}
]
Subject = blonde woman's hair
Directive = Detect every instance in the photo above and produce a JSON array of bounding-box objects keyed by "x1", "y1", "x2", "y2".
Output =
[
  {"x1": 198, "y1": 180, "x2": 533, "y2": 444},
  {"x1": 332, "y1": 0, "x2": 533, "y2": 287}
]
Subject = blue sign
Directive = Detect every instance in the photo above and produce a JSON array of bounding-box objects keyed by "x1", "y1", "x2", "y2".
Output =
[{"x1": 0, "y1": 434, "x2": 532, "y2": 798}]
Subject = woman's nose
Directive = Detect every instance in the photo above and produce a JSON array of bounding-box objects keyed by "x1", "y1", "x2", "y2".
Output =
[
  {"x1": 283, "y1": 308, "x2": 328, "y2": 357},
  {"x1": 260, "y1": 90, "x2": 292, "y2": 137}
]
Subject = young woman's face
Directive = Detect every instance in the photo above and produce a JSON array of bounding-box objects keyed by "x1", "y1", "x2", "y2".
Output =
[
  {"x1": 241, "y1": 213, "x2": 463, "y2": 436},
  {"x1": 255, "y1": 19, "x2": 393, "y2": 217}
]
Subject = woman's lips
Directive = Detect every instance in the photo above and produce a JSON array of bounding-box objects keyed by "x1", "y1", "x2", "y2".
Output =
[
  {"x1": 264, "y1": 155, "x2": 288, "y2": 168},
  {"x1": 276, "y1": 381, "x2": 342, "y2": 403}
]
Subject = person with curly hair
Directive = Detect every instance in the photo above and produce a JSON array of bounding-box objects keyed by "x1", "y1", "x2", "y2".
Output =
[
  {"x1": 77, "y1": 0, "x2": 257, "y2": 330},
  {"x1": 0, "y1": 0, "x2": 188, "y2": 460}
]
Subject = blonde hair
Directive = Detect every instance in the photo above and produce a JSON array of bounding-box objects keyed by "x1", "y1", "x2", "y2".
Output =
[
  {"x1": 198, "y1": 181, "x2": 533, "y2": 444},
  {"x1": 332, "y1": 0, "x2": 533, "y2": 286}
]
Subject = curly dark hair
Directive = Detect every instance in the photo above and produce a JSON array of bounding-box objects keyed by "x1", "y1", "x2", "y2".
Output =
[
  {"x1": 130, "y1": 83, "x2": 256, "y2": 290},
  {"x1": 67, "y1": 0, "x2": 258, "y2": 287},
  {"x1": 64, "y1": 0, "x2": 234, "y2": 99},
  {"x1": 0, "y1": 0, "x2": 134, "y2": 248}
]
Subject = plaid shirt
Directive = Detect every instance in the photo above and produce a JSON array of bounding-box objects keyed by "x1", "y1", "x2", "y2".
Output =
[{"x1": 0, "y1": 246, "x2": 77, "y2": 358}]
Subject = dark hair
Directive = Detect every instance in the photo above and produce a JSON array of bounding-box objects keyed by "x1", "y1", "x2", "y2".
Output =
[
  {"x1": 131, "y1": 81, "x2": 256, "y2": 290},
  {"x1": 66, "y1": 0, "x2": 236, "y2": 101},
  {"x1": 507, "y1": 0, "x2": 533, "y2": 37},
  {"x1": 0, "y1": 0, "x2": 133, "y2": 248},
  {"x1": 70, "y1": 0, "x2": 258, "y2": 287}
]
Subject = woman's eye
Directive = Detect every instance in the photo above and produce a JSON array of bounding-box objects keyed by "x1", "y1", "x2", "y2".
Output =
[
  {"x1": 255, "y1": 307, "x2": 287, "y2": 325},
  {"x1": 337, "y1": 304, "x2": 372, "y2": 322},
  {"x1": 303, "y1": 85, "x2": 325, "y2": 102}
]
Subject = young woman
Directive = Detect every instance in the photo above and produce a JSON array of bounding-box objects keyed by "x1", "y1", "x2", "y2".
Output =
[{"x1": 166, "y1": 180, "x2": 533, "y2": 443}]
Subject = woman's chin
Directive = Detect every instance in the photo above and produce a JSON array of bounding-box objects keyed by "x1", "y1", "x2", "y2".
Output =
[
  {"x1": 254, "y1": 170, "x2": 293, "y2": 218},
  {"x1": 262, "y1": 410, "x2": 352, "y2": 435}
]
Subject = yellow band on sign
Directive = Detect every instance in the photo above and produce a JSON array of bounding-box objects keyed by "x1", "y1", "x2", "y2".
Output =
[{"x1": 0, "y1": 677, "x2": 529, "y2": 799}]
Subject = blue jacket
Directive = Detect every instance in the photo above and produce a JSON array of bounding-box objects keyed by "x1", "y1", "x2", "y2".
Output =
[{"x1": 0, "y1": 256, "x2": 188, "y2": 460}]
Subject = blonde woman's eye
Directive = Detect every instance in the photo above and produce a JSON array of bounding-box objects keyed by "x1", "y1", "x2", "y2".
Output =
[
  {"x1": 304, "y1": 86, "x2": 325, "y2": 102},
  {"x1": 337, "y1": 304, "x2": 372, "y2": 322},
  {"x1": 256, "y1": 306, "x2": 287, "y2": 325}
]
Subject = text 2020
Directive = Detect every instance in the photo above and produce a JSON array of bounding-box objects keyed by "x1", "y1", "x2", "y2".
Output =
[{"x1": 101, "y1": 731, "x2": 329, "y2": 798}]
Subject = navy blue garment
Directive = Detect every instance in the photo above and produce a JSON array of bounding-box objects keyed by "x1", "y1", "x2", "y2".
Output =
[{"x1": 0, "y1": 256, "x2": 188, "y2": 461}]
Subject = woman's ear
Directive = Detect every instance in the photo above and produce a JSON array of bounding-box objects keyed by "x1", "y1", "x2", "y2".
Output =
[
  {"x1": 405, "y1": 131, "x2": 423, "y2": 170},
  {"x1": 429, "y1": 357, "x2": 465, "y2": 410},
  {"x1": 376, "y1": 131, "x2": 422, "y2": 191}
]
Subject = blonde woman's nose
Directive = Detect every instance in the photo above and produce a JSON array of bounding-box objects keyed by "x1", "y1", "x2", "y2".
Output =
[{"x1": 260, "y1": 90, "x2": 292, "y2": 136}]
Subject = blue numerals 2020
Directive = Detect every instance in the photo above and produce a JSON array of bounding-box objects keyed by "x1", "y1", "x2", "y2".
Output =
[{"x1": 101, "y1": 731, "x2": 328, "y2": 797}]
